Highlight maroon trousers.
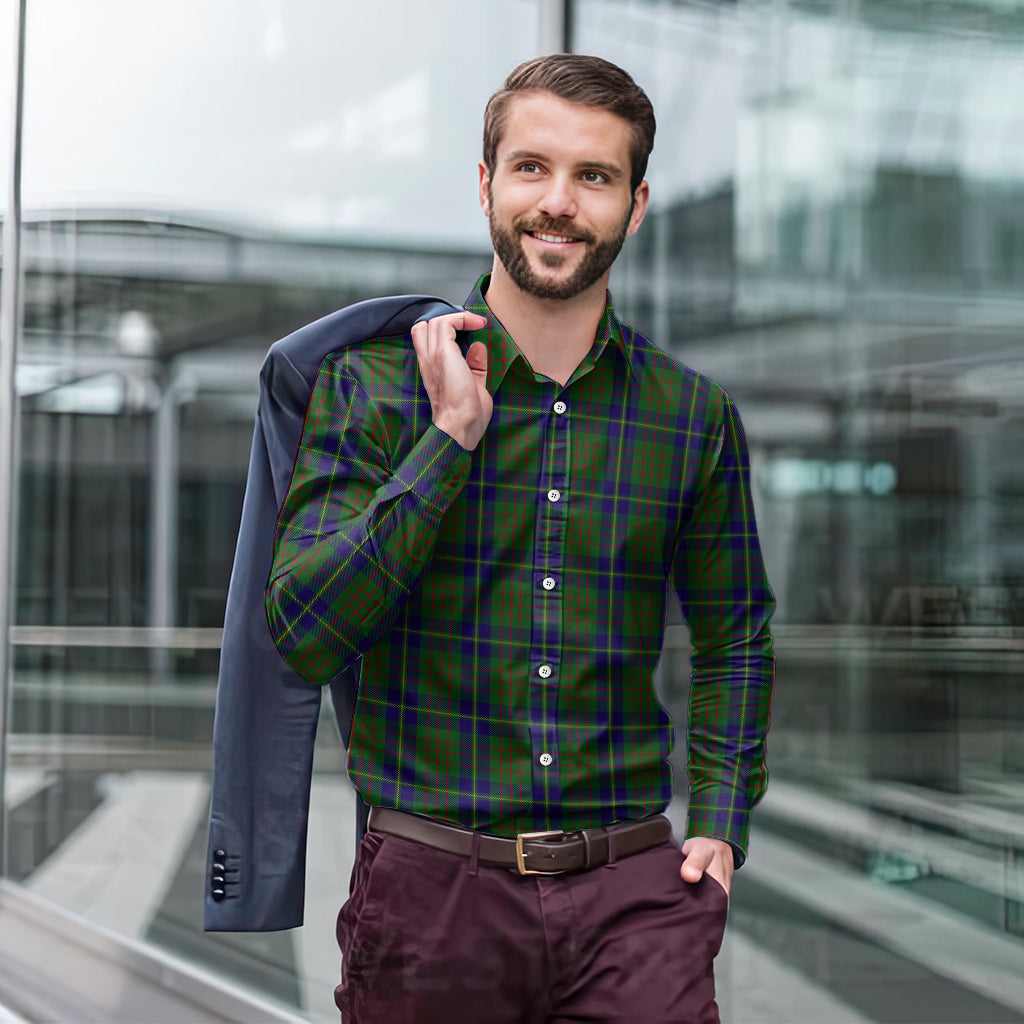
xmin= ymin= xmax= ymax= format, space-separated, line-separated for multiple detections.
xmin=335 ymin=825 xmax=729 ymax=1024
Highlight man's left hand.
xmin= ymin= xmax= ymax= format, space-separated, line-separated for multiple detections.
xmin=679 ymin=836 xmax=734 ymax=896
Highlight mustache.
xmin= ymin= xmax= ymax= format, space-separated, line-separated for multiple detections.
xmin=514 ymin=217 xmax=595 ymax=244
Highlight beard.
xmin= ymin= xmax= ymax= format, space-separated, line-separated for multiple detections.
xmin=487 ymin=185 xmax=632 ymax=301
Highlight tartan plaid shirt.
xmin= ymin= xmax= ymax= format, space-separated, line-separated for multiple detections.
xmin=266 ymin=274 xmax=775 ymax=865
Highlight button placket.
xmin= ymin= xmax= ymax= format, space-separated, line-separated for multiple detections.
xmin=528 ymin=381 xmax=569 ymax=809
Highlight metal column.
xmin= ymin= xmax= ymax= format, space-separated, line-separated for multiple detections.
xmin=149 ymin=365 xmax=179 ymax=674
xmin=537 ymin=0 xmax=572 ymax=53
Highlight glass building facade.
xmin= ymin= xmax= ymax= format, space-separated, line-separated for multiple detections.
xmin=1 ymin=1 xmax=1023 ymax=1020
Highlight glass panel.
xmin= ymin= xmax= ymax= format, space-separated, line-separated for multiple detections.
xmin=0 ymin=0 xmax=19 ymax=895
xmin=11 ymin=1 xmax=538 ymax=1019
xmin=575 ymin=1 xmax=1024 ymax=1020
xmin=0 ymin=1 xmax=12 ymax=217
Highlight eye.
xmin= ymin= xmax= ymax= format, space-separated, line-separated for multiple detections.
xmin=582 ymin=170 xmax=608 ymax=184
xmin=517 ymin=162 xmax=541 ymax=174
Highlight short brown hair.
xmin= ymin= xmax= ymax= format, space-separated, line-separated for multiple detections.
xmin=483 ymin=54 xmax=656 ymax=194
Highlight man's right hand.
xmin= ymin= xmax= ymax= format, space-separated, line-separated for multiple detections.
xmin=411 ymin=310 xmax=491 ymax=452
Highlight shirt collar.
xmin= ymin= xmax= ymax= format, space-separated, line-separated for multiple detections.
xmin=460 ymin=274 xmax=642 ymax=392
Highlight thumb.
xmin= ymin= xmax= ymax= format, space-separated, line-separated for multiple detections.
xmin=466 ymin=340 xmax=488 ymax=378
xmin=680 ymin=845 xmax=710 ymax=883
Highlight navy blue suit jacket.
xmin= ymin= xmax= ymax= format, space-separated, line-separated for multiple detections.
xmin=204 ymin=294 xmax=460 ymax=932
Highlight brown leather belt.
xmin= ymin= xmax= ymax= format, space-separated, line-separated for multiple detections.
xmin=368 ymin=806 xmax=673 ymax=875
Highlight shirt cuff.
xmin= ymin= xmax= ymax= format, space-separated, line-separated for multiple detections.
xmin=686 ymin=783 xmax=751 ymax=869
xmin=391 ymin=421 xmax=472 ymax=514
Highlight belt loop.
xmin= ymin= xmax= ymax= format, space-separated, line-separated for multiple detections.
xmin=606 ymin=827 xmax=618 ymax=869
xmin=468 ymin=830 xmax=480 ymax=877
xmin=581 ymin=829 xmax=593 ymax=869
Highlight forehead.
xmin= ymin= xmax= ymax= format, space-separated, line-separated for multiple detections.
xmin=497 ymin=91 xmax=631 ymax=169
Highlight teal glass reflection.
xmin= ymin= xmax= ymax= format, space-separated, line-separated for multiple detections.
xmin=576 ymin=1 xmax=1024 ymax=1021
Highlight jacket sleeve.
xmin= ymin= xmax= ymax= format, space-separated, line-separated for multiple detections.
xmin=266 ymin=352 xmax=471 ymax=684
xmin=670 ymin=389 xmax=776 ymax=868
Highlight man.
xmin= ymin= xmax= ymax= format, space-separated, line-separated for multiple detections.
xmin=266 ymin=54 xmax=775 ymax=1023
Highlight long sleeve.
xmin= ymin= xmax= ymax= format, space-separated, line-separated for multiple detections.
xmin=670 ymin=388 xmax=776 ymax=867
xmin=266 ymin=353 xmax=471 ymax=684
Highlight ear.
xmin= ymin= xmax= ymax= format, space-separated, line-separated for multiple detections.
xmin=478 ymin=161 xmax=491 ymax=216
xmin=625 ymin=180 xmax=650 ymax=237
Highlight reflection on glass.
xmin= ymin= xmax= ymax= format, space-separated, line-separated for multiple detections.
xmin=0 ymin=0 xmax=12 ymax=216
xmin=8 ymin=1 xmax=537 ymax=1019
xmin=578 ymin=0 xmax=1024 ymax=1021
xmin=6 ymin=0 xmax=1024 ymax=1019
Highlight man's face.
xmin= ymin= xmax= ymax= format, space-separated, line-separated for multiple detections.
xmin=480 ymin=91 xmax=649 ymax=302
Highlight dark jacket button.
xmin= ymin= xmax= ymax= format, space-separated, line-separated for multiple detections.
xmin=212 ymin=888 xmax=226 ymax=901
xmin=214 ymin=849 xmax=226 ymax=859
xmin=212 ymin=862 xmax=225 ymax=873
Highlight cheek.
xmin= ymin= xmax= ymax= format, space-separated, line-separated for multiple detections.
xmin=492 ymin=180 xmax=544 ymax=212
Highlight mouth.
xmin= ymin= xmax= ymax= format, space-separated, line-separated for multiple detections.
xmin=525 ymin=230 xmax=584 ymax=247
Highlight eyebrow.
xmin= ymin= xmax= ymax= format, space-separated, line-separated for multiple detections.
xmin=502 ymin=150 xmax=626 ymax=181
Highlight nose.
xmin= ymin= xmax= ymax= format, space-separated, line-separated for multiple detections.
xmin=536 ymin=174 xmax=578 ymax=220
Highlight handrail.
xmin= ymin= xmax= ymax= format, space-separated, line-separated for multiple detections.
xmin=9 ymin=625 xmax=224 ymax=648
xmin=6 ymin=622 xmax=1024 ymax=651
xmin=0 ymin=880 xmax=309 ymax=1023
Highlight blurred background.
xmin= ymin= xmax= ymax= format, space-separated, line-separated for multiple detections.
xmin=0 ymin=0 xmax=1023 ymax=1021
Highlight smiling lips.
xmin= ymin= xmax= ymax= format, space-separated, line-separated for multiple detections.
xmin=528 ymin=230 xmax=581 ymax=244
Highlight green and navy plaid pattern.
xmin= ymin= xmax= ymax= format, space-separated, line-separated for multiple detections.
xmin=267 ymin=274 xmax=775 ymax=864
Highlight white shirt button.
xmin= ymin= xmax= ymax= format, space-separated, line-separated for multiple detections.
xmin=542 ymin=577 xmax=556 ymax=590
xmin=553 ymin=401 xmax=567 ymax=415
xmin=539 ymin=752 xmax=553 ymax=767
xmin=547 ymin=489 xmax=560 ymax=502
xmin=538 ymin=664 xmax=552 ymax=678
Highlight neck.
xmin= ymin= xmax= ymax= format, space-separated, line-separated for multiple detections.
xmin=484 ymin=258 xmax=609 ymax=385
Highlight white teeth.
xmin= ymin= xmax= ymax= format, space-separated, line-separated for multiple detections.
xmin=533 ymin=232 xmax=575 ymax=244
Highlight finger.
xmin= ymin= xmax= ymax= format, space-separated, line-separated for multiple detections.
xmin=412 ymin=315 xmax=455 ymax=343
xmin=425 ymin=313 xmax=463 ymax=350
xmin=680 ymin=860 xmax=704 ymax=883
xmin=411 ymin=321 xmax=433 ymax=372
xmin=425 ymin=318 xmax=473 ymax=367
xmin=679 ymin=847 xmax=712 ymax=883
xmin=457 ymin=311 xmax=488 ymax=330
xmin=681 ymin=863 xmax=706 ymax=883
xmin=438 ymin=310 xmax=487 ymax=337
xmin=415 ymin=311 xmax=486 ymax=336
xmin=411 ymin=319 xmax=430 ymax=355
